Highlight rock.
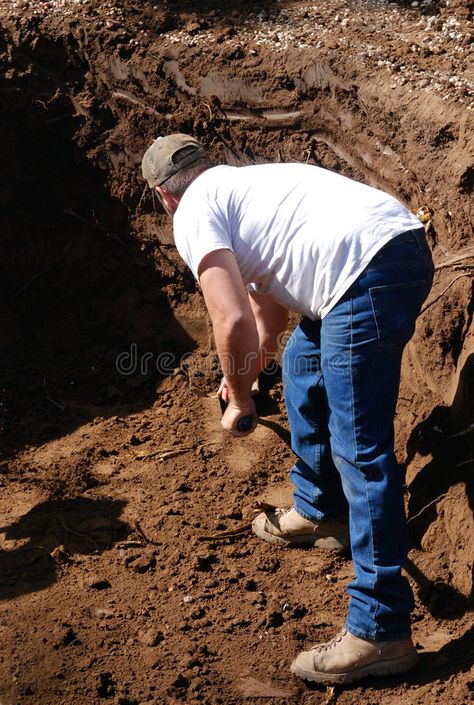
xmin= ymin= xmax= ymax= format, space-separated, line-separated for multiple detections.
xmin=137 ymin=627 xmax=164 ymax=647
xmin=128 ymin=554 xmax=156 ymax=574
xmin=191 ymin=552 xmax=217 ymax=572
xmin=189 ymin=607 xmax=205 ymax=620
xmin=86 ymin=574 xmax=111 ymax=590
xmin=225 ymin=45 xmax=245 ymax=60
xmin=185 ymin=20 xmax=202 ymax=35
xmin=51 ymin=545 xmax=73 ymax=564
xmin=92 ymin=607 xmax=115 ymax=619
xmin=228 ymin=568 xmax=244 ymax=583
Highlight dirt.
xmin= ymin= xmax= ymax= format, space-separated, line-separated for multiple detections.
xmin=0 ymin=0 xmax=473 ymax=704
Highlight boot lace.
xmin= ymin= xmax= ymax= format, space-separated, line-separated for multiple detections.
xmin=311 ymin=628 xmax=347 ymax=653
xmin=274 ymin=507 xmax=291 ymax=518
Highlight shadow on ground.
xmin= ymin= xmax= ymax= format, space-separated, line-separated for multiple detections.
xmin=0 ymin=497 xmax=129 ymax=600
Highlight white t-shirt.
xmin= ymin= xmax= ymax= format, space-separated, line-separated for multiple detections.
xmin=173 ymin=163 xmax=422 ymax=319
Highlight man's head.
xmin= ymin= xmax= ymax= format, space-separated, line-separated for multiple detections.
xmin=141 ymin=133 xmax=213 ymax=215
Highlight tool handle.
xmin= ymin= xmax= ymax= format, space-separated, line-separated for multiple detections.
xmin=237 ymin=415 xmax=254 ymax=433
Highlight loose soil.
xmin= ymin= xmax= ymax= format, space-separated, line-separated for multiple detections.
xmin=0 ymin=1 xmax=473 ymax=704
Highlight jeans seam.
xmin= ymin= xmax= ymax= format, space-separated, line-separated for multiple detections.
xmin=348 ymin=295 xmax=379 ymax=630
xmin=369 ymin=290 xmax=382 ymax=344
xmin=365 ymin=473 xmax=379 ymax=625
xmin=311 ymin=443 xmax=321 ymax=508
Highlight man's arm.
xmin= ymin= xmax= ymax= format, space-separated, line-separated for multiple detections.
xmin=216 ymin=288 xmax=289 ymax=404
xmin=198 ymin=249 xmax=259 ymax=435
xmin=248 ymin=290 xmax=289 ymax=376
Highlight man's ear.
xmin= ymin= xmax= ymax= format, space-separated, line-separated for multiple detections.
xmin=156 ymin=186 xmax=180 ymax=214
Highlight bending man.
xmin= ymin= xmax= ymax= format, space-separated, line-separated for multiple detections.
xmin=141 ymin=134 xmax=434 ymax=684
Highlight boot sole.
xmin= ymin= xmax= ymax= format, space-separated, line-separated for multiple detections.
xmin=290 ymin=652 xmax=419 ymax=684
xmin=251 ymin=517 xmax=348 ymax=550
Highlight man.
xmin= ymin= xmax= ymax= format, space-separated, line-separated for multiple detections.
xmin=141 ymin=134 xmax=434 ymax=684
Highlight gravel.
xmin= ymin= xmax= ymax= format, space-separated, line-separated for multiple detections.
xmin=1 ymin=0 xmax=472 ymax=108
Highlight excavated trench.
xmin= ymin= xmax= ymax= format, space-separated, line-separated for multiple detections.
xmin=0 ymin=41 xmax=373 ymax=459
xmin=2 ymin=21 xmax=473 ymax=530
xmin=0 ymin=33 xmax=201 ymax=457
xmin=0 ymin=28 xmax=401 ymax=457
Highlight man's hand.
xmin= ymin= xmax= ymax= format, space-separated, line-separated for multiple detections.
xmin=218 ymin=376 xmax=260 ymax=403
xmin=221 ymin=396 xmax=257 ymax=437
xmin=198 ymin=249 xmax=283 ymax=439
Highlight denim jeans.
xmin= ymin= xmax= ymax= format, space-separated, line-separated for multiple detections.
xmin=282 ymin=228 xmax=434 ymax=640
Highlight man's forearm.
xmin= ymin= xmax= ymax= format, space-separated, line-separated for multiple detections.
xmin=255 ymin=328 xmax=284 ymax=376
xmin=213 ymin=314 xmax=259 ymax=402
xmin=249 ymin=292 xmax=289 ymax=376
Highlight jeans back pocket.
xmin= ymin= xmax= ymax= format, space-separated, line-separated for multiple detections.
xmin=369 ymin=279 xmax=431 ymax=350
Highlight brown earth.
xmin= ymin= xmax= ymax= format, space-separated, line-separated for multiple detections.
xmin=0 ymin=1 xmax=473 ymax=704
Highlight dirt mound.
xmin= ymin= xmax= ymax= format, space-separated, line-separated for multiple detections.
xmin=0 ymin=1 xmax=473 ymax=704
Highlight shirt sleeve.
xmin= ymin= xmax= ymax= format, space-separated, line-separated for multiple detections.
xmin=173 ymin=190 xmax=233 ymax=280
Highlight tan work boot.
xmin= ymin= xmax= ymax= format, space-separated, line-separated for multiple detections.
xmin=291 ymin=628 xmax=419 ymax=684
xmin=252 ymin=506 xmax=349 ymax=549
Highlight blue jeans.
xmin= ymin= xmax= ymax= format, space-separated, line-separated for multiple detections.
xmin=282 ymin=228 xmax=434 ymax=640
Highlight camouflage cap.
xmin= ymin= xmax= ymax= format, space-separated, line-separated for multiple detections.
xmin=141 ymin=133 xmax=204 ymax=187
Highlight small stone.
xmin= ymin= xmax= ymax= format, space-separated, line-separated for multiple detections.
xmin=191 ymin=552 xmax=217 ymax=572
xmin=228 ymin=568 xmax=244 ymax=583
xmin=86 ymin=575 xmax=111 ymax=590
xmin=325 ymin=573 xmax=337 ymax=583
xmin=92 ymin=607 xmax=115 ymax=619
xmin=137 ymin=628 xmax=164 ymax=647
xmin=185 ymin=20 xmax=201 ymax=35
xmin=51 ymin=545 xmax=73 ymax=565
xmin=128 ymin=554 xmax=156 ymax=574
